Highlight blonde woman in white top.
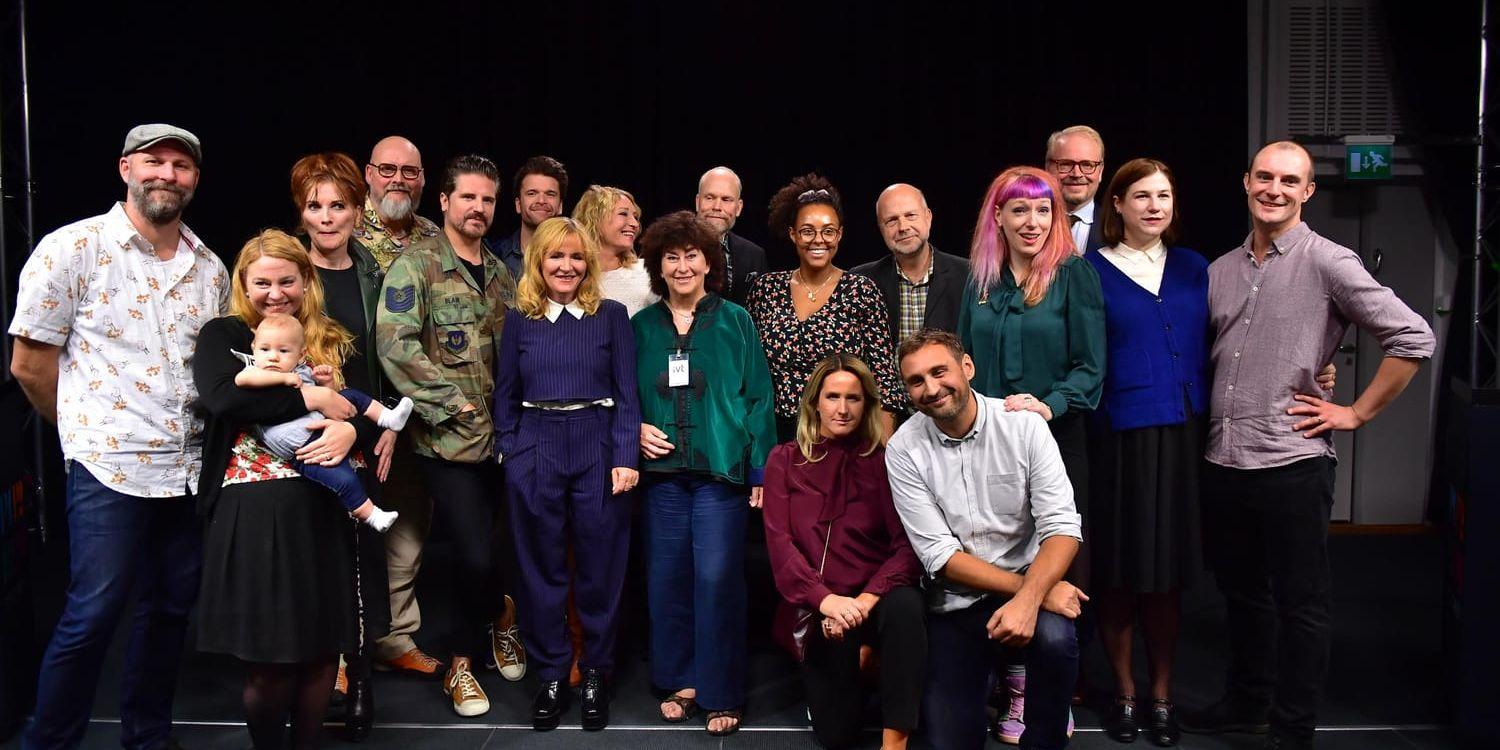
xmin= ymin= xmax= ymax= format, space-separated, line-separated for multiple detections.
xmin=574 ymin=184 xmax=659 ymax=317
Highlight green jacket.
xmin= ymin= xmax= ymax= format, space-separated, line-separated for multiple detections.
xmin=633 ymin=294 xmax=777 ymax=485
xmin=376 ymin=233 xmax=516 ymax=463
xmin=957 ymin=254 xmax=1106 ymax=419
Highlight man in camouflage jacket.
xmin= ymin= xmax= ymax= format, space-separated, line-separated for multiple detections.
xmin=376 ymin=155 xmax=521 ymax=716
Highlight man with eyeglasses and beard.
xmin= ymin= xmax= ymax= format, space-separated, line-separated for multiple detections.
xmin=10 ymin=124 xmax=229 ymax=750
xmin=1044 ymin=126 xmax=1107 ymax=255
xmin=357 ymin=136 xmax=448 ymax=681
xmin=359 ymin=135 xmax=443 ymax=271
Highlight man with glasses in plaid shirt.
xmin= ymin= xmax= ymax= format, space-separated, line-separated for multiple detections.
xmin=1044 ymin=125 xmax=1107 ymax=255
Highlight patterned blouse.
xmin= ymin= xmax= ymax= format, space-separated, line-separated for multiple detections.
xmin=223 ymin=430 xmax=366 ymax=487
xmin=747 ymin=271 xmax=907 ymax=419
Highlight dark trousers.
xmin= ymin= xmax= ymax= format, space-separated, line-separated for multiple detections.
xmin=25 ymin=464 xmax=202 ymax=750
xmin=417 ymin=457 xmax=504 ymax=659
xmin=505 ymin=406 xmax=631 ymax=681
xmin=644 ymin=476 xmax=747 ymax=710
xmin=802 ymin=585 xmax=926 ymax=749
xmin=925 ymin=596 xmax=1078 ymax=750
xmin=1202 ymin=457 xmax=1335 ymax=740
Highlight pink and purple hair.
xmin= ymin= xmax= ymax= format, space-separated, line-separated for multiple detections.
xmin=968 ymin=166 xmax=1076 ymax=306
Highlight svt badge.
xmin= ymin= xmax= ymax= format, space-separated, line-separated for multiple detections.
xmin=445 ymin=329 xmax=468 ymax=352
xmin=385 ymin=285 xmax=416 ymax=313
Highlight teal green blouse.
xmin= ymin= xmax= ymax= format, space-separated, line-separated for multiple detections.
xmin=633 ymin=294 xmax=778 ymax=485
xmin=957 ymin=255 xmax=1107 ymax=419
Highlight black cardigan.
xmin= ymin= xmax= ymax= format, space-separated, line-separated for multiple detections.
xmin=193 ymin=315 xmax=328 ymax=515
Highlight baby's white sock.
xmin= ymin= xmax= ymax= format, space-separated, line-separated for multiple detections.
xmin=377 ymin=397 xmax=415 ymax=432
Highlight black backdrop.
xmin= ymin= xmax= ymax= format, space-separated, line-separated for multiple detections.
xmin=19 ymin=1 xmax=1253 ymax=270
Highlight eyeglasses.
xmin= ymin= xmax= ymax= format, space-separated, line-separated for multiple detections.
xmin=1048 ymin=159 xmax=1101 ymax=176
xmin=369 ymin=163 xmax=423 ymax=180
xmin=796 ymin=226 xmax=841 ymax=242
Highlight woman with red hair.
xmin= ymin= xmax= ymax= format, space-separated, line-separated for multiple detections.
xmin=957 ymin=165 xmax=1106 ymax=744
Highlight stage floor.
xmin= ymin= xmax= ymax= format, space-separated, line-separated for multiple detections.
xmin=4 ymin=532 xmax=1464 ymax=749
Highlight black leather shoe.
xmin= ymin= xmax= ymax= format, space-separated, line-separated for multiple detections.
xmin=345 ymin=673 xmax=374 ymax=741
xmin=1179 ymin=696 xmax=1270 ymax=734
xmin=580 ymin=668 xmax=608 ymax=731
xmin=1104 ymin=695 xmax=1139 ymax=743
xmin=1146 ymin=699 xmax=1180 ymax=747
xmin=531 ymin=680 xmax=570 ymax=731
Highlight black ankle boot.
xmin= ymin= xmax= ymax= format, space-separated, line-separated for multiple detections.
xmin=532 ymin=680 xmax=570 ymax=731
xmin=344 ymin=656 xmax=374 ymax=741
xmin=580 ymin=669 xmax=608 ymax=731
xmin=1147 ymin=699 xmax=1181 ymax=747
xmin=1105 ymin=695 xmax=1139 ymax=743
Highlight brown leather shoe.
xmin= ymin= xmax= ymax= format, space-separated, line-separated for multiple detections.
xmin=377 ymin=647 xmax=443 ymax=676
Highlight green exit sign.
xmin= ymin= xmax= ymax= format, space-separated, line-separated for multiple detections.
xmin=1346 ymin=144 xmax=1392 ymax=180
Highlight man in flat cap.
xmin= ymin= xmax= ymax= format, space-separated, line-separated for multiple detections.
xmin=10 ymin=123 xmax=227 ymax=750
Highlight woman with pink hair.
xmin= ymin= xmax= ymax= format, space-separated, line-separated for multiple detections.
xmin=957 ymin=165 xmax=1106 ymax=744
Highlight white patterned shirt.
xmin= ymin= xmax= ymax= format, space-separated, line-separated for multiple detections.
xmin=9 ymin=203 xmax=230 ymax=497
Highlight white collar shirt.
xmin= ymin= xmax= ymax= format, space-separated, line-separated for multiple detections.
xmin=8 ymin=202 xmax=230 ymax=497
xmin=885 ymin=392 xmax=1081 ymax=612
xmin=1069 ymin=199 xmax=1096 ymax=255
xmin=544 ymin=298 xmax=587 ymax=322
xmin=1098 ymin=239 xmax=1168 ymax=295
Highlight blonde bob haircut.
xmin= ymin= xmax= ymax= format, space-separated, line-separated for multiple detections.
xmin=230 ymin=228 xmax=354 ymax=387
xmin=571 ymin=184 xmax=641 ymax=267
xmin=794 ymin=352 xmax=886 ymax=462
xmin=515 ymin=217 xmax=606 ymax=320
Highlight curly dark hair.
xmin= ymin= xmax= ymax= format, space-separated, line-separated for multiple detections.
xmin=766 ymin=172 xmax=844 ymax=238
xmin=638 ymin=211 xmax=726 ymax=298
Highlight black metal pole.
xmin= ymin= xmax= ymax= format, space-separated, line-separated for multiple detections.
xmin=1476 ymin=0 xmax=1491 ymax=388
xmin=17 ymin=0 xmax=44 ymax=543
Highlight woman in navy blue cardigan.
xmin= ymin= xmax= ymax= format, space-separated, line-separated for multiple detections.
xmin=1085 ymin=159 xmax=1206 ymax=747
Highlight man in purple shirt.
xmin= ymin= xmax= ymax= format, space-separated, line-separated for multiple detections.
xmin=1184 ymin=141 xmax=1435 ymax=750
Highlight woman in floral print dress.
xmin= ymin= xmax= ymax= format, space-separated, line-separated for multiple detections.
xmin=747 ymin=173 xmax=906 ymax=443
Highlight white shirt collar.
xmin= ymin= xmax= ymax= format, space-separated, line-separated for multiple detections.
xmin=1113 ymin=239 xmax=1167 ymax=263
xmin=544 ymin=298 xmax=586 ymax=322
xmin=1071 ymin=199 xmax=1096 ymax=224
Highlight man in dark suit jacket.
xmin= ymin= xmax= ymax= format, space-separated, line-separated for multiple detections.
xmin=695 ymin=166 xmax=769 ymax=307
xmin=851 ymin=183 xmax=969 ymax=348
xmin=1045 ymin=125 xmax=1108 ymax=254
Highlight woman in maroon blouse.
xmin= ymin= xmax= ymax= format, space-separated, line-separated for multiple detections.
xmin=762 ymin=353 xmax=925 ymax=750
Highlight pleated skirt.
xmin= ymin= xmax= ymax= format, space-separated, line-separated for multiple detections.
xmin=197 ymin=478 xmax=359 ymax=663
xmin=1088 ymin=417 xmax=1206 ymax=593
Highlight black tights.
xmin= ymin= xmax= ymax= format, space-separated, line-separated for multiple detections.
xmin=243 ymin=659 xmax=338 ymax=749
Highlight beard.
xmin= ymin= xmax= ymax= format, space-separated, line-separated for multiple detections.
xmin=128 ymin=179 xmax=193 ymax=225
xmin=915 ymin=383 xmax=968 ymax=422
xmin=452 ymin=212 xmax=491 ymax=240
xmin=378 ymin=188 xmax=415 ymax=222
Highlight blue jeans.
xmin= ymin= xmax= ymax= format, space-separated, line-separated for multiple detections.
xmin=924 ymin=596 xmax=1078 ymax=750
xmin=24 ymin=463 xmax=202 ymax=750
xmin=643 ymin=476 xmax=747 ymax=710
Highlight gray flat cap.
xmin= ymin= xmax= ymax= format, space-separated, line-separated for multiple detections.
xmin=122 ymin=123 xmax=202 ymax=164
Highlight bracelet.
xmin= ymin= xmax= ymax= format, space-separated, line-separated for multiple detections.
xmin=1349 ymin=403 xmax=1369 ymax=423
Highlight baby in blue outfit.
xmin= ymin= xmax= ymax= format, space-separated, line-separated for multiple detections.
xmin=234 ymin=313 xmax=411 ymax=531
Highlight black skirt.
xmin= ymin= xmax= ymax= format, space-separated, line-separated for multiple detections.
xmin=1088 ymin=417 xmax=1205 ymax=593
xmin=197 ymin=478 xmax=359 ymax=663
